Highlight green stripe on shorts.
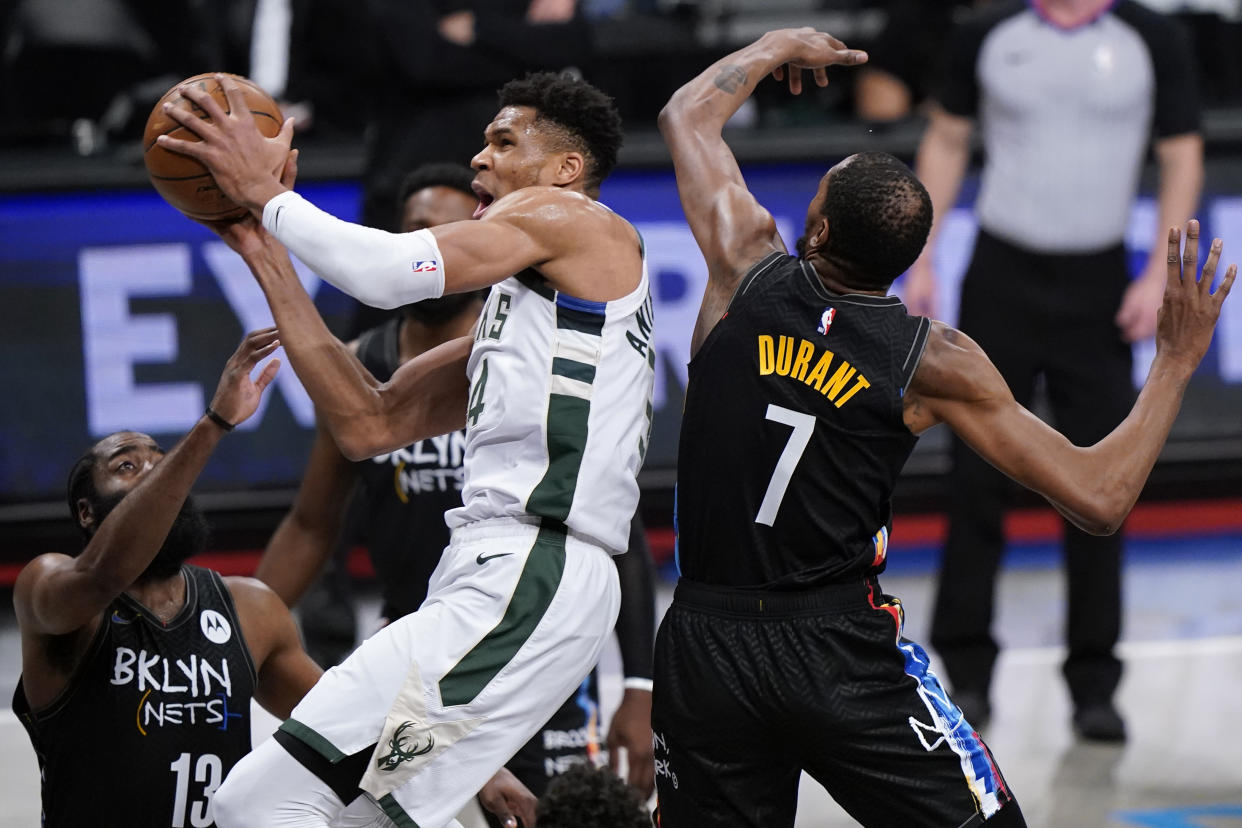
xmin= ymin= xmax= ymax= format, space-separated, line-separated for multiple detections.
xmin=277 ymin=718 xmax=346 ymax=763
xmin=438 ymin=522 xmax=568 ymax=707
xmin=378 ymin=794 xmax=420 ymax=827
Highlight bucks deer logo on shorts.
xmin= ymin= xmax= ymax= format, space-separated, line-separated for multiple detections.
xmin=376 ymin=721 xmax=435 ymax=772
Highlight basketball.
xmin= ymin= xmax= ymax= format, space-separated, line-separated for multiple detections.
xmin=142 ymin=72 xmax=283 ymax=221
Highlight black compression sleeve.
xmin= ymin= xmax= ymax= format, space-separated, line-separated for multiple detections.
xmin=613 ymin=515 xmax=655 ymax=682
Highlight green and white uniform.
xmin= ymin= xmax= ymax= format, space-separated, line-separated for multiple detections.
xmin=451 ymin=264 xmax=656 ymax=553
xmin=276 ymin=257 xmax=655 ymax=828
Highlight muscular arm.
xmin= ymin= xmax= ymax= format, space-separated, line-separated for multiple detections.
xmin=14 ymin=330 xmax=280 ymax=636
xmin=227 ymin=577 xmax=323 ymax=718
xmin=235 ymin=229 xmax=471 ymax=459
xmin=254 ymin=419 xmax=357 ymax=606
xmin=658 ymin=29 xmax=866 ymax=356
xmin=14 ymin=420 xmax=225 ymax=636
xmin=905 ymin=223 xmax=1233 ymax=534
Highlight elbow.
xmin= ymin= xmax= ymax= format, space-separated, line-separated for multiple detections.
xmin=658 ymin=95 xmax=691 ymax=135
xmin=1075 ymin=494 xmax=1132 ymax=536
xmin=334 ymin=428 xmax=384 ymax=462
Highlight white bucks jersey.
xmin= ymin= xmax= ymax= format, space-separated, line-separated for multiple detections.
xmin=445 ymin=256 xmax=655 ymax=553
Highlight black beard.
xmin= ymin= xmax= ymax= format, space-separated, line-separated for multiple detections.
xmin=403 ymin=293 xmax=478 ymax=326
xmin=795 ymin=233 xmax=809 ymax=257
xmin=89 ymin=491 xmax=210 ymax=581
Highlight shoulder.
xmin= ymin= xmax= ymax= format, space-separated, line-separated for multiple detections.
xmin=223 ymin=575 xmax=287 ymax=618
xmin=486 ymin=187 xmax=622 ymax=233
xmin=14 ymin=554 xmax=77 ymax=623
xmin=903 ymin=320 xmax=1007 ymax=432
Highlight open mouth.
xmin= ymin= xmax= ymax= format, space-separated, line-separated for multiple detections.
xmin=471 ymin=181 xmax=495 ymax=219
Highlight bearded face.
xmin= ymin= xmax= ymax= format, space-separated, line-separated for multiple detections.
xmin=87 ymin=491 xmax=210 ymax=581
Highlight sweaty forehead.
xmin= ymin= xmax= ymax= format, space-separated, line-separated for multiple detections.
xmin=486 ymin=106 xmax=539 ymax=137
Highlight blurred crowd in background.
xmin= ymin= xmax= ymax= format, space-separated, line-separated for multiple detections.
xmin=2 ymin=0 xmax=1240 ymax=162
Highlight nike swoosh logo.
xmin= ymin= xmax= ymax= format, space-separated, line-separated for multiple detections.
xmin=476 ymin=552 xmax=514 ymax=565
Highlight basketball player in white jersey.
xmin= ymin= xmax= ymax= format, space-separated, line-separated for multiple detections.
xmin=159 ymin=72 xmax=655 ymax=828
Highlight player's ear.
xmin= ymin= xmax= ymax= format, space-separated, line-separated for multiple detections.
xmin=552 ymin=151 xmax=585 ymax=186
xmin=76 ymin=498 xmax=95 ymax=532
xmin=807 ymin=217 xmax=829 ymax=254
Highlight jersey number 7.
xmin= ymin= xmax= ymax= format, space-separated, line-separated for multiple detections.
xmin=756 ymin=404 xmax=815 ymax=526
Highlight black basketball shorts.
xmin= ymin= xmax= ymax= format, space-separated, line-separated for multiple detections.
xmin=651 ymin=577 xmax=1025 ymax=827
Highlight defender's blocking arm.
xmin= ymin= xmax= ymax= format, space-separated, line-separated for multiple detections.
xmin=658 ymin=29 xmax=867 ymax=355
xmin=904 ymin=222 xmax=1233 ymax=535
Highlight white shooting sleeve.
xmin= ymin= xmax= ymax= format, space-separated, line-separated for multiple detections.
xmin=261 ymin=190 xmax=446 ymax=309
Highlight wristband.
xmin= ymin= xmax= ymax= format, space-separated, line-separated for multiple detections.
xmin=623 ymin=677 xmax=654 ymax=693
xmin=204 ymin=407 xmax=235 ymax=432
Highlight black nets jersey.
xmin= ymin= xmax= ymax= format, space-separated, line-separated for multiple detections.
xmin=676 ymin=253 xmax=930 ymax=589
xmin=13 ymin=565 xmax=257 ymax=827
xmin=353 ymin=318 xmax=464 ymax=618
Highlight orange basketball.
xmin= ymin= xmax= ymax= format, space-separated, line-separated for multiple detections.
xmin=142 ymin=73 xmax=283 ymax=221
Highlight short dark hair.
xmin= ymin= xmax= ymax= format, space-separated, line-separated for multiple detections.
xmin=497 ymin=71 xmax=623 ymax=190
xmin=397 ymin=162 xmax=476 ymax=212
xmin=820 ymin=152 xmax=932 ymax=290
xmin=536 ymin=763 xmax=650 ymax=828
xmin=66 ymin=448 xmax=98 ymax=540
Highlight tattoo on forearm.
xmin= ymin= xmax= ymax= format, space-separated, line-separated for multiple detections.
xmin=713 ymin=65 xmax=748 ymax=94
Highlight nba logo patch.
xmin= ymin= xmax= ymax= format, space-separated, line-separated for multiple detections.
xmin=817 ymin=306 xmax=836 ymax=335
xmin=412 ymin=260 xmax=439 ymax=273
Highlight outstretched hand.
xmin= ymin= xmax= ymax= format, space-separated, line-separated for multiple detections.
xmin=208 ymin=328 xmax=282 ymax=427
xmin=1156 ymin=219 xmax=1235 ymax=371
xmin=767 ymin=28 xmax=868 ymax=95
xmin=156 ymin=74 xmax=295 ymax=215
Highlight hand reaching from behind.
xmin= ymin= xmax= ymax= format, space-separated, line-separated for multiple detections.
xmin=478 ymin=767 xmax=538 ymax=828
xmin=1155 ymin=220 xmax=1234 ymax=372
xmin=607 ymin=689 xmax=655 ymax=799
xmin=208 ymin=328 xmax=282 ymax=428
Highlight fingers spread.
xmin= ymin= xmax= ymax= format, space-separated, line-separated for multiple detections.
xmin=1167 ymin=226 xmax=1182 ymax=285
xmin=217 ymin=74 xmax=254 ymax=124
xmin=254 ymin=358 xmax=281 ymax=392
xmin=179 ymin=82 xmax=229 ymax=126
xmin=1199 ymin=238 xmax=1222 ymax=294
xmin=1183 ymin=218 xmax=1200 ymax=279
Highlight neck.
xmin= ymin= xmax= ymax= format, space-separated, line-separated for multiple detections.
xmin=126 ymin=569 xmax=187 ymax=624
xmin=804 ymin=255 xmax=887 ymax=297
xmin=1034 ymin=0 xmax=1113 ymax=27
xmin=398 ymin=306 xmax=483 ymax=365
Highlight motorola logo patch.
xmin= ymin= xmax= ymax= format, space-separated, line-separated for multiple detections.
xmin=200 ymin=609 xmax=232 ymax=644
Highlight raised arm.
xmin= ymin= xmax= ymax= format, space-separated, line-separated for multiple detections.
xmin=904 ymin=221 xmax=1233 ymax=534
xmin=658 ymin=29 xmax=867 ymax=354
xmin=14 ymin=331 xmax=280 ymax=636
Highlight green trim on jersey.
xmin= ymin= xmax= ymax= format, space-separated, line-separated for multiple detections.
xmin=438 ymin=522 xmax=568 ymax=706
xmin=556 ymin=306 xmax=606 ymax=336
xmin=527 ymin=394 xmax=592 ymax=519
xmin=552 ymin=356 xmax=597 ymax=384
xmin=278 ymin=718 xmax=347 ymax=762
xmin=379 ymin=794 xmax=420 ymax=827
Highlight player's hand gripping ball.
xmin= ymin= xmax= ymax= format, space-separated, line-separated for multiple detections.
xmin=143 ymin=73 xmax=283 ymax=221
